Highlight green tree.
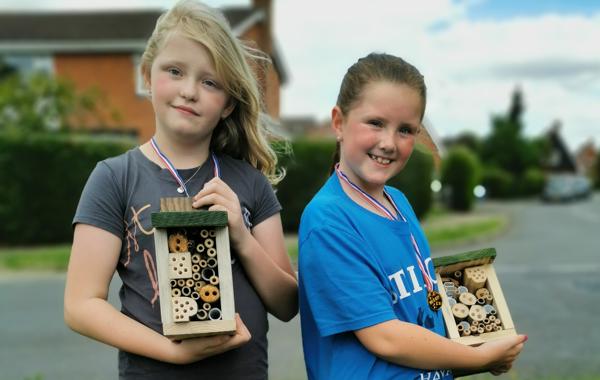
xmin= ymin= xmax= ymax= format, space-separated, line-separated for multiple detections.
xmin=0 ymin=72 xmax=104 ymax=135
xmin=595 ymin=153 xmax=600 ymax=189
xmin=479 ymin=87 xmax=548 ymax=198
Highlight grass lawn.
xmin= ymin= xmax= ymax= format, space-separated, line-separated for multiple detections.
xmin=0 ymin=207 xmax=507 ymax=271
xmin=0 ymin=244 xmax=71 ymax=271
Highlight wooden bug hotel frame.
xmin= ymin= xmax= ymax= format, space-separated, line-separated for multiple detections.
xmin=432 ymin=247 xmax=516 ymax=345
xmin=152 ymin=197 xmax=236 ymax=339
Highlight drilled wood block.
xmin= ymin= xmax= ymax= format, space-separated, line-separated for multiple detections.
xmin=168 ymin=252 xmax=192 ymax=279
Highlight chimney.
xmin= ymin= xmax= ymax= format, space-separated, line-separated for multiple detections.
xmin=252 ymin=0 xmax=272 ymax=55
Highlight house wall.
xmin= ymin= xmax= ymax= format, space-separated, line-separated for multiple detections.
xmin=54 ymin=53 xmax=155 ymax=141
xmin=53 ymin=25 xmax=282 ymax=142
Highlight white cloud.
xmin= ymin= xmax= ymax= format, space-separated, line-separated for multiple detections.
xmin=275 ymin=1 xmax=600 ymax=150
xmin=1 ymin=0 xmax=598 ymax=150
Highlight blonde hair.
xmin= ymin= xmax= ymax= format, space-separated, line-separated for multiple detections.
xmin=141 ymin=0 xmax=283 ymax=184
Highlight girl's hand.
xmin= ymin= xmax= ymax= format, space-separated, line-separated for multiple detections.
xmin=192 ymin=178 xmax=250 ymax=251
xmin=168 ymin=314 xmax=251 ymax=364
xmin=477 ymin=334 xmax=527 ymax=375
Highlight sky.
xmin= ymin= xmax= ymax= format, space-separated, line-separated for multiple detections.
xmin=2 ymin=0 xmax=599 ymax=151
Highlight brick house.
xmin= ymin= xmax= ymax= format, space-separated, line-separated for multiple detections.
xmin=575 ymin=139 xmax=597 ymax=177
xmin=0 ymin=0 xmax=287 ymax=141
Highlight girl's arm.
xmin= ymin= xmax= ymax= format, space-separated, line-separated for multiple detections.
xmin=355 ymin=320 xmax=526 ymax=373
xmin=64 ymin=223 xmax=251 ymax=364
xmin=193 ymin=178 xmax=298 ymax=322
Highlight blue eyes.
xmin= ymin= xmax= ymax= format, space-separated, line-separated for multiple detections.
xmin=165 ymin=67 xmax=221 ymax=89
xmin=399 ymin=126 xmax=416 ymax=136
xmin=367 ymin=120 xmax=417 ymax=137
xmin=167 ymin=67 xmax=182 ymax=76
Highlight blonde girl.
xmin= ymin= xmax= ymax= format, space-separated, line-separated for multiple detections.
xmin=64 ymin=1 xmax=297 ymax=378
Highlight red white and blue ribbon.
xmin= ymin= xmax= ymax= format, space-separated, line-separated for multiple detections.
xmin=335 ymin=163 xmax=435 ymax=292
xmin=150 ymin=137 xmax=220 ymax=197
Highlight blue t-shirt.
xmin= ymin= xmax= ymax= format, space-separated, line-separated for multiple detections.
xmin=298 ymin=174 xmax=453 ymax=380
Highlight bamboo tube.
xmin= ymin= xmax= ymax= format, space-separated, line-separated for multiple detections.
xmin=201 ymin=268 xmax=215 ymax=281
xmin=209 ymin=307 xmax=222 ymax=320
xmin=207 ymin=258 xmax=218 ymax=268
xmin=195 ymin=244 xmax=205 ymax=253
xmin=207 ymin=248 xmax=217 ymax=258
xmin=209 ymin=229 xmax=216 ymax=237
xmin=177 ymin=279 xmax=186 ymax=287
xmin=205 ymin=238 xmax=214 ymax=248
xmin=196 ymin=309 xmax=208 ymax=320
xmin=186 ymin=279 xmax=194 ymax=287
xmin=483 ymin=304 xmax=496 ymax=315
xmin=457 ymin=286 xmax=469 ymax=294
xmin=458 ymin=321 xmax=471 ymax=332
xmin=192 ymin=272 xmax=201 ymax=281
xmin=200 ymin=229 xmax=209 ymax=238
xmin=171 ymin=288 xmax=181 ymax=297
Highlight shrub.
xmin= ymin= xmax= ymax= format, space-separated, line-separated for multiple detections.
xmin=519 ymin=168 xmax=546 ymax=197
xmin=441 ymin=147 xmax=480 ymax=211
xmin=480 ymin=166 xmax=513 ymax=199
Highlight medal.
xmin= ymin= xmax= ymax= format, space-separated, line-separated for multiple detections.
xmin=427 ymin=290 xmax=442 ymax=311
xmin=150 ymin=137 xmax=220 ymax=197
xmin=335 ymin=164 xmax=442 ymax=312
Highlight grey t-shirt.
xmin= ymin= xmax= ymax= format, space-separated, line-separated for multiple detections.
xmin=73 ymin=147 xmax=282 ymax=379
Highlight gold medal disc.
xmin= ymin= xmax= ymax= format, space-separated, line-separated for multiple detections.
xmin=427 ymin=290 xmax=442 ymax=311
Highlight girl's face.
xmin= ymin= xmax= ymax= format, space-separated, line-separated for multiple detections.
xmin=332 ymin=81 xmax=423 ymax=197
xmin=146 ymin=32 xmax=234 ymax=144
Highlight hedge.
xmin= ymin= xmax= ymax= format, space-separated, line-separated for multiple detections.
xmin=276 ymin=138 xmax=434 ymax=232
xmin=0 ymin=133 xmax=134 ymax=245
xmin=0 ymin=134 xmax=434 ymax=245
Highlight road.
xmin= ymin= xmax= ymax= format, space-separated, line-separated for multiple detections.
xmin=1 ymin=193 xmax=599 ymax=379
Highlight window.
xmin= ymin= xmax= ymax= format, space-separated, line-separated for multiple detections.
xmin=133 ymin=54 xmax=148 ymax=97
xmin=2 ymin=55 xmax=53 ymax=76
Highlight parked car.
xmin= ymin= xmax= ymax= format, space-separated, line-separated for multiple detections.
xmin=542 ymin=174 xmax=592 ymax=202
